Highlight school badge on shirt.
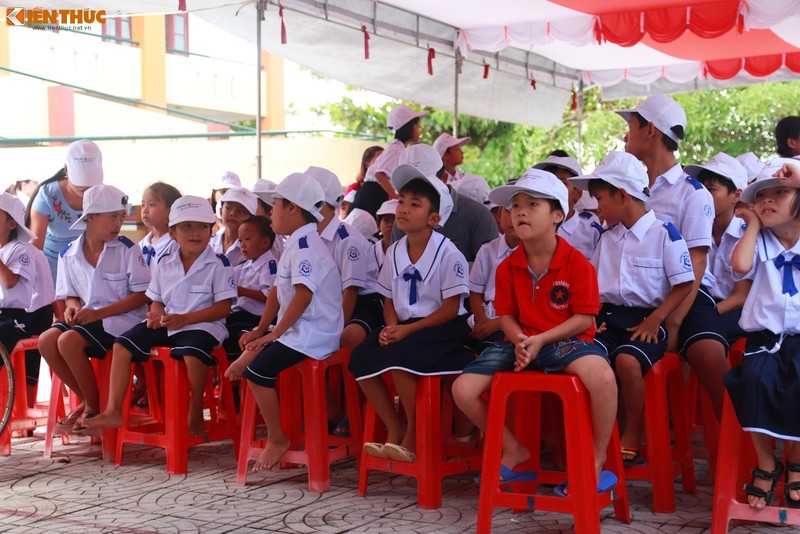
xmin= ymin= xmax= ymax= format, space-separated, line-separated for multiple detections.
xmin=299 ymin=259 xmax=312 ymax=276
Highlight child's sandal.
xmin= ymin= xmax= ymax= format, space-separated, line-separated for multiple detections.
xmin=744 ymin=460 xmax=783 ymax=508
xmin=785 ymin=461 xmax=800 ymax=509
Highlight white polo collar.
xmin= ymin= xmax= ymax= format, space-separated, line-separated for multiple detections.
xmin=392 ymin=231 xmax=447 ymax=282
xmin=559 ymin=212 xmax=580 ymax=236
xmin=494 ymin=235 xmax=517 ymax=259
xmin=247 ymin=248 xmax=273 ymax=270
xmin=609 ymin=209 xmax=657 ymax=243
xmin=63 ymin=234 xmax=124 ymax=258
xmin=284 ymin=223 xmax=318 ymax=251
xmin=319 ymin=216 xmax=340 ymax=242
xmin=757 ymin=229 xmax=800 ymax=262
xmin=655 ymin=163 xmax=684 ymax=186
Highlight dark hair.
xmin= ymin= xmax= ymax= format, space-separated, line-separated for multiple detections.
xmin=399 ymin=178 xmax=440 ymax=214
xmin=791 ymin=188 xmax=800 ymax=220
xmin=278 ymin=198 xmax=318 ymax=224
xmin=145 ymin=182 xmax=182 ymax=208
xmin=775 ymin=116 xmax=800 ymax=158
xmin=696 ymin=169 xmax=736 ymax=194
xmin=257 ymin=198 xmax=271 ymax=214
xmin=541 ymin=164 xmax=577 ymax=178
xmin=394 ymin=118 xmax=421 ymax=144
xmin=548 ymin=149 xmax=570 ymax=158
xmin=25 ymin=167 xmax=65 ymax=226
xmin=588 ymin=179 xmax=621 ymax=199
xmin=377 ymin=213 xmax=395 ymax=224
xmin=240 ymin=215 xmax=276 ymax=243
xmin=632 ymin=112 xmax=681 ymax=152
xmin=1 ymin=210 xmax=19 ymax=241
xmin=357 ymin=146 xmax=384 ymax=181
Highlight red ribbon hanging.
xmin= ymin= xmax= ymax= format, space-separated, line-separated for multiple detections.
xmin=362 ymin=25 xmax=370 ymax=59
xmin=279 ymin=4 xmax=287 ymax=44
xmin=483 ymin=62 xmax=490 ymax=79
xmin=427 ymin=47 xmax=435 ymax=76
xmin=571 ymin=89 xmax=577 ymax=110
xmin=530 ymin=79 xmax=537 ymax=91
xmin=593 ymin=17 xmax=604 ymax=45
xmin=178 ymin=0 xmax=186 ymax=11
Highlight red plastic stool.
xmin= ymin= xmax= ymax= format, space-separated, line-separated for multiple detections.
xmin=114 ymin=346 xmax=239 ymax=474
xmin=712 ymin=392 xmax=800 ymax=533
xmin=358 ymin=374 xmax=483 ymax=509
xmin=476 ymin=371 xmax=630 ymax=534
xmin=0 ymin=338 xmax=48 ymax=455
xmin=624 ymin=352 xmax=696 ymax=513
xmin=237 ymin=349 xmax=362 ymax=492
xmin=42 ymin=354 xmax=116 ymax=460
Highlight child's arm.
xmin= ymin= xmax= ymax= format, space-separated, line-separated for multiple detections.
xmin=245 ymin=285 xmax=313 ymax=350
xmin=160 ymin=299 xmax=232 ymax=330
xmin=731 ymin=204 xmax=761 ymax=275
xmin=664 ymin=246 xmax=707 ymax=349
xmin=146 ymin=301 xmax=165 ymax=329
xmin=0 ymin=258 xmax=20 ymax=288
xmin=383 ymin=296 xmax=398 ymax=327
xmin=237 ymin=285 xmax=268 ymax=303
xmin=73 ymin=292 xmax=149 ymax=325
xmin=342 ymin=287 xmax=358 ymax=323
xmin=240 ymin=286 xmax=279 ymax=349
xmin=512 ymin=313 xmax=595 ymax=371
xmin=468 ymin=291 xmax=501 ymax=340
xmin=380 ymin=295 xmax=460 ymax=345
xmin=715 ymin=279 xmax=753 ymax=315
xmin=629 ymin=281 xmax=692 ymax=343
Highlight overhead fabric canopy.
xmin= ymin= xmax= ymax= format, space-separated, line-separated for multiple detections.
xmin=13 ymin=0 xmax=800 ymax=127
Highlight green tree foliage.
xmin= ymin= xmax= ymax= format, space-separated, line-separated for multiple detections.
xmin=313 ymin=82 xmax=800 ymax=186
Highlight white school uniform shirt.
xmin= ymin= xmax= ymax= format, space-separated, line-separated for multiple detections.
xmin=469 ymin=235 xmax=516 ymax=316
xmin=444 ymin=168 xmax=465 ymax=186
xmin=557 ymin=211 xmax=604 ymax=259
xmin=27 ymin=246 xmax=55 ymax=313
xmin=735 ymin=229 xmax=800 ymax=335
xmin=56 ymin=235 xmax=151 ymax=336
xmin=138 ymin=232 xmax=172 ymax=270
xmin=233 ymin=248 xmax=278 ymax=315
xmin=373 ymin=240 xmax=388 ymax=271
xmin=646 ymin=164 xmax=714 ymax=250
xmin=706 ymin=216 xmax=751 ymax=300
xmin=275 ymin=223 xmax=343 ymax=359
xmin=147 ymin=244 xmax=236 ymax=344
xmin=591 ymin=210 xmax=695 ymax=308
xmin=364 ymin=139 xmax=404 ymax=184
xmin=210 ymin=230 xmax=244 ymax=267
xmin=377 ymin=231 xmax=469 ymax=322
xmin=0 ymin=240 xmax=37 ymax=310
xmin=319 ymin=218 xmax=378 ymax=295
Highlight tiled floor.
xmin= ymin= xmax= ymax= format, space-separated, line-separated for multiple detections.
xmin=0 ymin=433 xmax=790 ymax=533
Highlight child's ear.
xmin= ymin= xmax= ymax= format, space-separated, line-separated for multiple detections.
xmin=428 ymin=212 xmax=441 ymax=228
xmin=168 ymin=226 xmax=177 ymax=240
xmin=553 ymin=209 xmax=565 ymax=225
xmin=733 ymin=189 xmax=742 ymax=203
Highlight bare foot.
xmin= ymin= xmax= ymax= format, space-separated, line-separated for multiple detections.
xmin=57 ymin=402 xmax=85 ymax=428
xmin=789 ymin=463 xmax=800 ymax=504
xmin=253 ymin=437 xmax=291 ymax=471
xmin=500 ymin=443 xmax=531 ymax=471
xmin=187 ymin=410 xmax=207 ymax=438
xmin=82 ymin=410 xmax=124 ymax=430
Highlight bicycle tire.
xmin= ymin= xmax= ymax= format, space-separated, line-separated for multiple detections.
xmin=0 ymin=342 xmax=15 ymax=435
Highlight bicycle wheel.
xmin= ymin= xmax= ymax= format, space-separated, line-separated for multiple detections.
xmin=0 ymin=342 xmax=15 ymax=435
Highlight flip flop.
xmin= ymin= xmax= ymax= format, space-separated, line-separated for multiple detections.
xmin=474 ymin=465 xmax=538 ymax=485
xmin=621 ymin=446 xmax=639 ymax=467
xmin=554 ymin=470 xmax=619 ymax=497
xmin=57 ymin=408 xmax=84 ymax=430
xmin=363 ymin=442 xmax=387 ymax=458
xmin=382 ymin=443 xmax=416 ymax=463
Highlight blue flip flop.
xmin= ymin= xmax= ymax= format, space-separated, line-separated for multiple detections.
xmin=553 ymin=470 xmax=618 ymax=497
xmin=474 ymin=465 xmax=538 ymax=485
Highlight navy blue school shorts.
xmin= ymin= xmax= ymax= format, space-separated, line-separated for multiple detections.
xmin=594 ymin=304 xmax=667 ymax=375
xmin=347 ymin=293 xmax=384 ymax=335
xmin=243 ymin=341 xmax=308 ymax=389
xmin=114 ymin=322 xmax=220 ymax=366
xmin=678 ymin=287 xmax=746 ymax=356
xmin=53 ymin=319 xmax=115 ymax=359
xmin=462 ymin=337 xmax=607 ymax=376
xmin=223 ymin=310 xmax=262 ymax=360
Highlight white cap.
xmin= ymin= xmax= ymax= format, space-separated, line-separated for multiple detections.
xmin=387 ymin=104 xmax=427 ymax=131
xmin=569 ymin=151 xmax=650 ymax=202
xmin=267 ymin=173 xmax=326 ymax=222
xmin=342 ymin=190 xmax=357 ymax=204
xmin=70 ymin=184 xmax=129 ymax=230
xmin=453 ymin=174 xmax=491 ymax=206
xmin=213 ymin=171 xmax=241 ymax=191
xmin=574 ymin=190 xmax=598 ymax=211
xmin=433 ymin=133 xmax=472 ymax=157
xmin=65 ymin=140 xmax=103 ymax=187
xmin=169 ymin=195 xmax=217 ymax=226
xmin=740 ymin=157 xmax=800 ymax=204
xmin=684 ymin=152 xmax=747 ymax=191
xmin=532 ymin=156 xmax=582 ymax=177
xmin=0 ymin=192 xmax=36 ymax=241
xmin=376 ymin=199 xmax=399 ymax=217
xmin=398 ymin=144 xmax=443 ymax=176
xmin=252 ymin=179 xmax=278 ymax=205
xmin=391 ymin=164 xmax=453 ymax=226
xmin=616 ymin=94 xmax=686 ymax=143
xmin=343 ymin=208 xmax=378 ymax=242
xmin=489 ymin=169 xmax=569 ymax=215
xmin=305 ymin=166 xmax=344 ymax=208
xmin=219 ymin=187 xmax=258 ymax=216
xmin=736 ymin=152 xmax=765 ymax=184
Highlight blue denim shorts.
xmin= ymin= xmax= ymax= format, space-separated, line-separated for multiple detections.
xmin=462 ymin=337 xmax=606 ymax=375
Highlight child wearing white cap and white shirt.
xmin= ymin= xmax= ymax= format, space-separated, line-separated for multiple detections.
xmin=350 ymin=164 xmax=473 ymax=463
xmin=210 ymin=187 xmax=259 ymax=267
xmin=433 ymin=133 xmax=471 ymax=185
xmin=251 ymin=180 xmax=284 ymax=261
xmin=138 ymin=182 xmax=182 ymax=269
xmin=210 ymin=171 xmax=241 ymax=225
xmin=570 ymin=151 xmax=695 ymax=466
xmin=85 ymin=195 xmax=237 ymax=438
xmin=351 ymin=104 xmax=427 ymax=216
xmin=37 ymin=184 xmax=150 ymax=434
xmin=374 ymin=199 xmax=398 ymax=270
xmin=223 ymin=173 xmax=344 ymax=471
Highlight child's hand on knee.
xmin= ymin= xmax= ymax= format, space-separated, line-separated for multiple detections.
xmin=73 ymin=307 xmax=101 ymax=325
xmin=239 ymin=330 xmax=260 ymax=350
xmin=146 ymin=311 xmax=163 ymax=329
xmin=628 ymin=315 xmax=661 ymax=344
xmin=245 ymin=334 xmax=273 ymax=352
xmin=64 ymin=307 xmax=79 ymax=325
xmin=514 ymin=333 xmax=542 ymax=371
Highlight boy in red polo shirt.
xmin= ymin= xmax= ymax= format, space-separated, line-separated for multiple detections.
xmin=452 ymin=169 xmax=618 ymax=493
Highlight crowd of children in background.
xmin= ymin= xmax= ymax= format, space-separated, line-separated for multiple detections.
xmin=3 ymin=98 xmax=800 ymax=512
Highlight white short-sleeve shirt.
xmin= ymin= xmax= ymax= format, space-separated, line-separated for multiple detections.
xmin=646 ymin=164 xmax=714 ymax=250
xmin=147 ymin=244 xmax=237 ymax=343
xmin=275 ymin=223 xmax=343 ymax=359
xmin=706 ymin=216 xmax=751 ymax=300
xmin=557 ymin=211 xmax=603 ymax=260
xmin=364 ymin=140 xmax=404 ymax=184
xmin=233 ymin=248 xmax=278 ymax=315
xmin=469 ymin=235 xmax=517 ymax=309
xmin=373 ymin=240 xmax=387 ymax=272
xmin=0 ymin=240 xmax=37 ymax=310
xmin=736 ymin=229 xmax=800 ymax=335
xmin=210 ymin=230 xmax=244 ymax=267
xmin=27 ymin=246 xmax=56 ymax=313
xmin=377 ymin=231 xmax=469 ymax=322
xmin=138 ymin=232 xmax=172 ymax=270
xmin=319 ymin=218 xmax=378 ymax=295
xmin=591 ymin=210 xmax=695 ymax=308
xmin=57 ymin=235 xmax=151 ymax=336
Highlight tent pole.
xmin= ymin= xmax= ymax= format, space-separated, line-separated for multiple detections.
xmin=453 ymin=48 xmax=462 ymax=136
xmin=256 ymin=0 xmax=266 ymax=179
xmin=577 ymin=79 xmax=584 ymax=163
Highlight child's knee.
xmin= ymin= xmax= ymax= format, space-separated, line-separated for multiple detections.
xmin=452 ymin=373 xmax=485 ymax=405
xmin=614 ymin=354 xmax=642 ymax=381
xmin=56 ymin=330 xmax=84 ymax=353
xmin=37 ymin=327 xmax=60 ymax=352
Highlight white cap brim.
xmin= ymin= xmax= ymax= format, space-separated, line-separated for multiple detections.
xmin=391 ymin=164 xmax=453 ymax=226
xmin=488 ymin=184 xmax=566 ymax=215
xmin=740 ymin=178 xmax=786 ymax=204
xmin=264 ymin=192 xmax=324 ymax=222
